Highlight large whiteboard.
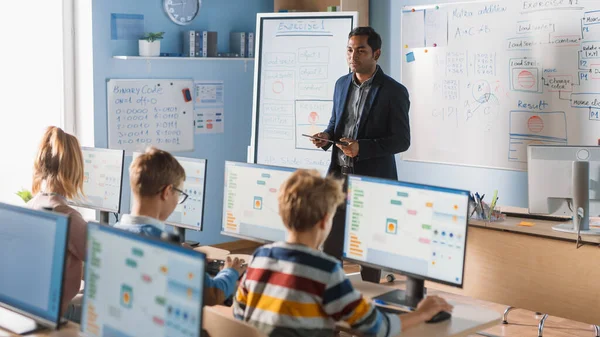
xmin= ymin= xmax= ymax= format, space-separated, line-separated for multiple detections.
xmin=402 ymin=0 xmax=600 ymax=171
xmin=107 ymin=79 xmax=194 ymax=152
xmin=250 ymin=12 xmax=357 ymax=171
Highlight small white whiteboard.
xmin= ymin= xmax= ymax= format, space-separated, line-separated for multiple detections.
xmin=107 ymin=79 xmax=194 ymax=152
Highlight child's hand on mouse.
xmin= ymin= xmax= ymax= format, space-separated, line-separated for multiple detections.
xmin=415 ymin=296 xmax=453 ymax=321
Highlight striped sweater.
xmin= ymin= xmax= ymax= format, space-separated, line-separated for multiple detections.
xmin=233 ymin=242 xmax=401 ymax=337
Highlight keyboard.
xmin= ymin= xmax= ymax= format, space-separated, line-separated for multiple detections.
xmin=375 ymin=305 xmax=407 ymax=315
xmin=206 ymin=259 xmax=225 ymax=276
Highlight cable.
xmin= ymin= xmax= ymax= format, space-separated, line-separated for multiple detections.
xmin=567 ymin=200 xmax=585 ymax=249
xmin=576 ymin=207 xmax=584 ymax=249
xmin=567 ymin=199 xmax=573 ymax=213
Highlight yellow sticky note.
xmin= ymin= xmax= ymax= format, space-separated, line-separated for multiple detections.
xmin=518 ymin=221 xmax=535 ymax=227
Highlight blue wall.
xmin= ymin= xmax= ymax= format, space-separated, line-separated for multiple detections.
xmin=92 ymin=0 xmax=274 ymax=244
xmin=370 ymin=0 xmax=528 ymax=208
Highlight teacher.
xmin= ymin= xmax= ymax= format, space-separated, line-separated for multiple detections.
xmin=312 ymin=27 xmax=411 ymax=281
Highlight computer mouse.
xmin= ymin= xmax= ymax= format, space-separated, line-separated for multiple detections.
xmin=426 ymin=311 xmax=451 ymax=323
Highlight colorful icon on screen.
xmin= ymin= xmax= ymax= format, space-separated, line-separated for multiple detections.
xmin=386 ymin=218 xmax=398 ymax=234
xmin=253 ymin=196 xmax=263 ymax=210
xmin=120 ymin=284 xmax=133 ymax=308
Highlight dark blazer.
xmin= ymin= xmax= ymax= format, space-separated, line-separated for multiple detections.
xmin=323 ymin=67 xmax=411 ymax=180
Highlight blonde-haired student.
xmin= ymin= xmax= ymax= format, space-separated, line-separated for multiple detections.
xmin=27 ymin=126 xmax=87 ymax=321
xmin=115 ymin=147 xmax=246 ymax=305
xmin=234 ymin=169 xmax=453 ymax=337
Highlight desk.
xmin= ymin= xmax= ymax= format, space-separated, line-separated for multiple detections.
xmin=0 ymin=306 xmax=266 ymax=337
xmin=423 ymin=216 xmax=600 ymax=326
xmin=347 ymin=276 xmax=499 ymax=337
xmin=472 ymin=216 xmax=600 ymax=244
xmin=193 ymin=246 xmax=230 ymax=259
xmin=0 ymin=323 xmax=79 ymax=337
xmin=211 ymin=276 xmax=499 ymax=337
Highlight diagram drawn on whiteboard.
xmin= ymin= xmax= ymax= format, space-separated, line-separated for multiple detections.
xmin=508 ymin=111 xmax=568 ymax=163
xmin=509 ymin=58 xmax=543 ymax=93
xmin=263 ymin=71 xmax=295 ymax=101
xmin=295 ymin=100 xmax=332 ymax=150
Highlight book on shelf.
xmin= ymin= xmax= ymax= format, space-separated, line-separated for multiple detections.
xmin=247 ymin=32 xmax=254 ymax=58
xmin=230 ymin=32 xmax=246 ymax=57
xmin=183 ymin=30 xmax=196 ymax=57
xmin=202 ymin=31 xmax=218 ymax=57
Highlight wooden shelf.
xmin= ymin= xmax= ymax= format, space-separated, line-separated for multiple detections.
xmin=113 ymin=56 xmax=254 ymax=61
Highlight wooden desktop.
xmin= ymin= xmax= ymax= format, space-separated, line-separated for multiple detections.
xmin=424 ymin=216 xmax=600 ymax=325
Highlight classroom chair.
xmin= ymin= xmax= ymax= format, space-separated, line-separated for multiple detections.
xmin=202 ymin=306 xmax=267 ymax=337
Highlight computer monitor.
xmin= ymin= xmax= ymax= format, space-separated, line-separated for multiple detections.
xmin=221 ymin=161 xmax=296 ymax=243
xmin=166 ymin=157 xmax=207 ymax=231
xmin=69 ymin=147 xmax=125 ymax=214
xmin=81 ymin=222 xmax=206 ymax=337
xmin=0 ymin=202 xmax=69 ymax=334
xmin=527 ymin=145 xmax=600 ymax=235
xmin=343 ymin=175 xmax=470 ymax=308
xmin=130 ymin=153 xmax=207 ymax=232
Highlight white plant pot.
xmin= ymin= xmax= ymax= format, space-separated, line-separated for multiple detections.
xmin=139 ymin=40 xmax=161 ymax=57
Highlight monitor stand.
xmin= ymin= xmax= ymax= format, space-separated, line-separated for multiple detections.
xmin=172 ymin=226 xmax=198 ymax=245
xmin=552 ymin=161 xmax=600 ymax=236
xmin=99 ymin=211 xmax=110 ymax=224
xmin=0 ymin=307 xmax=45 ymax=335
xmin=371 ymin=277 xmax=426 ymax=310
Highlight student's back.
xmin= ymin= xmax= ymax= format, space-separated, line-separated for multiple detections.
xmin=236 ymin=241 xmax=372 ymax=337
xmin=27 ymin=126 xmax=87 ymax=318
xmin=114 ymin=214 xmax=167 ymax=238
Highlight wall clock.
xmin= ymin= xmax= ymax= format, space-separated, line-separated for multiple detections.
xmin=163 ymin=0 xmax=202 ymax=26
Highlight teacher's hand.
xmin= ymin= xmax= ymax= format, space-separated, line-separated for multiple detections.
xmin=337 ymin=138 xmax=359 ymax=158
xmin=311 ymin=132 xmax=330 ymax=148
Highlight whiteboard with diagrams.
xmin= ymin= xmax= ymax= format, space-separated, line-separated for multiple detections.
xmin=250 ymin=12 xmax=357 ymax=171
xmin=402 ymin=0 xmax=600 ymax=171
xmin=107 ymin=79 xmax=194 ymax=153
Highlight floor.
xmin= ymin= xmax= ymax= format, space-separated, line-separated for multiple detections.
xmin=214 ymin=240 xmax=599 ymax=337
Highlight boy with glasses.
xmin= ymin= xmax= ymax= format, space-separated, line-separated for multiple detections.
xmin=115 ymin=147 xmax=244 ymax=305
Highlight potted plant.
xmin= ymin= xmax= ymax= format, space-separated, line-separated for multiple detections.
xmin=15 ymin=188 xmax=33 ymax=204
xmin=139 ymin=32 xmax=165 ymax=57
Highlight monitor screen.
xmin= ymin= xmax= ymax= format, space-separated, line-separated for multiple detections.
xmin=0 ymin=203 xmax=69 ymax=327
xmin=343 ymin=175 xmax=470 ymax=287
xmin=70 ymin=147 xmax=125 ymax=213
xmin=81 ymin=223 xmax=205 ymax=337
xmin=166 ymin=158 xmax=207 ymax=230
xmin=221 ymin=161 xmax=295 ymax=243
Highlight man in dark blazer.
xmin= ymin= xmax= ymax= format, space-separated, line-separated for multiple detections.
xmin=312 ymin=27 xmax=411 ymax=282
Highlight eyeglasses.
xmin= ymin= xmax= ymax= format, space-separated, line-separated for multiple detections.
xmin=172 ymin=186 xmax=189 ymax=204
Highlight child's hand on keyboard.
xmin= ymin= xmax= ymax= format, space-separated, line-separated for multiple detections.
xmin=225 ymin=256 xmax=247 ymax=276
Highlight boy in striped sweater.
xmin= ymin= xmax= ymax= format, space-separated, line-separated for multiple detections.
xmin=233 ymin=169 xmax=453 ymax=337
